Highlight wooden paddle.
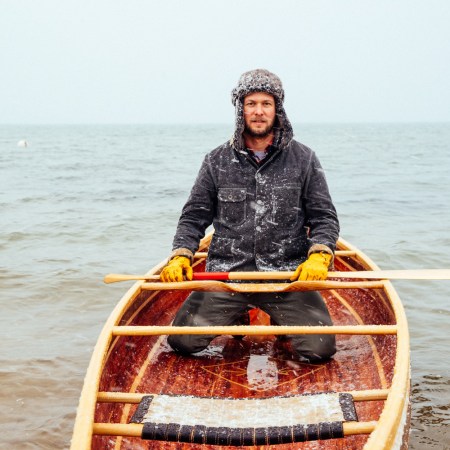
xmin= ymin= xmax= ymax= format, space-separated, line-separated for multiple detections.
xmin=104 ymin=269 xmax=450 ymax=284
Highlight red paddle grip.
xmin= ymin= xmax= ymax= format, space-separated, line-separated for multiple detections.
xmin=192 ymin=272 xmax=230 ymax=281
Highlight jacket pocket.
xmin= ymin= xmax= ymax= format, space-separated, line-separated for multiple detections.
xmin=217 ymin=188 xmax=247 ymax=226
xmin=272 ymin=186 xmax=301 ymax=227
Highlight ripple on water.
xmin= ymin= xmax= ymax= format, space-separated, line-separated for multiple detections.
xmin=0 ymin=357 xmax=82 ymax=449
xmin=409 ymin=375 xmax=450 ymax=449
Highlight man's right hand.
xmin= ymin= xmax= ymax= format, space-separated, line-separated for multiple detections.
xmin=160 ymin=256 xmax=193 ymax=282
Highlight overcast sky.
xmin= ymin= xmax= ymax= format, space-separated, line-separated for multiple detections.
xmin=1 ymin=0 xmax=449 ymax=124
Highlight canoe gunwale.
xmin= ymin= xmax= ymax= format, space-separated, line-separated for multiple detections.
xmin=337 ymin=238 xmax=411 ymax=450
xmin=70 ymin=257 xmax=169 ymax=450
xmin=70 ymin=234 xmax=410 ymax=450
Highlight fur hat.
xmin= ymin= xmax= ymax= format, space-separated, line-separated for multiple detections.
xmin=230 ymin=69 xmax=293 ymax=152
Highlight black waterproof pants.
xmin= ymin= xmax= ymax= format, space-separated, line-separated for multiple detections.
xmin=167 ymin=291 xmax=336 ymax=363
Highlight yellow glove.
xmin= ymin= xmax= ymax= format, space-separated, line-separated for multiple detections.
xmin=290 ymin=252 xmax=332 ymax=281
xmin=160 ymin=256 xmax=193 ymax=282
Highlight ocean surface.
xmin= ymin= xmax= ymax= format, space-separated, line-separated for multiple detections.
xmin=0 ymin=123 xmax=449 ymax=449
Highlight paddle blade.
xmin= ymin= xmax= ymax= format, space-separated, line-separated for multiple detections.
xmin=329 ymin=269 xmax=450 ymax=280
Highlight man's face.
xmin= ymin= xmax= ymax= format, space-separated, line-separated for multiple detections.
xmin=243 ymin=92 xmax=276 ymax=138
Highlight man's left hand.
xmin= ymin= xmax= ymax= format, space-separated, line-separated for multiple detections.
xmin=290 ymin=252 xmax=332 ymax=281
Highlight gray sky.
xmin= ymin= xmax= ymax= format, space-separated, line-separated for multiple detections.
xmin=1 ymin=0 xmax=449 ymax=124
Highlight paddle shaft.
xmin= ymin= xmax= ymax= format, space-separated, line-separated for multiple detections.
xmin=103 ymin=269 xmax=450 ymax=284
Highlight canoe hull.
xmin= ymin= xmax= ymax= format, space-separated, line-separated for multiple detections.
xmin=72 ymin=236 xmax=410 ymax=449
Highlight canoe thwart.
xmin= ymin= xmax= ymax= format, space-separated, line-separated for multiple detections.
xmin=96 ymin=388 xmax=390 ymax=404
xmin=140 ymin=280 xmax=385 ymax=292
xmin=111 ymin=324 xmax=398 ymax=336
xmin=125 ymin=392 xmax=358 ymax=446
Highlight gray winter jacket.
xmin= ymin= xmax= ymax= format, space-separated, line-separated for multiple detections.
xmin=171 ymin=139 xmax=340 ymax=272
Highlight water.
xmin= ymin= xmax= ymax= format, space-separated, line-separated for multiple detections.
xmin=1 ymin=123 xmax=449 ymax=449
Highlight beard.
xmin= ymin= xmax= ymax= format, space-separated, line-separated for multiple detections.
xmin=244 ymin=119 xmax=275 ymax=138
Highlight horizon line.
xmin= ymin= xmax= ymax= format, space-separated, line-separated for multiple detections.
xmin=1 ymin=120 xmax=449 ymax=127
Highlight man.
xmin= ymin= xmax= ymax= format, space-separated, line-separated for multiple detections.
xmin=160 ymin=69 xmax=340 ymax=363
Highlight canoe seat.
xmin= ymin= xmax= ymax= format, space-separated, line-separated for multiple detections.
xmin=130 ymin=392 xmax=358 ymax=446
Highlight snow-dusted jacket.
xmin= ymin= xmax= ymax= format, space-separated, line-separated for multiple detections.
xmin=171 ymin=139 xmax=340 ymax=272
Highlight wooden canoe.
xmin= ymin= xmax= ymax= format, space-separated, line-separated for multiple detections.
xmin=71 ymin=235 xmax=411 ymax=449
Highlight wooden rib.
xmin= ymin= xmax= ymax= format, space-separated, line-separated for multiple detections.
xmin=111 ymin=324 xmax=398 ymax=336
xmin=331 ymin=289 xmax=388 ymax=390
xmin=140 ymin=280 xmax=384 ymax=292
xmin=93 ymin=421 xmax=377 ymax=438
xmin=96 ymin=389 xmax=390 ymax=404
